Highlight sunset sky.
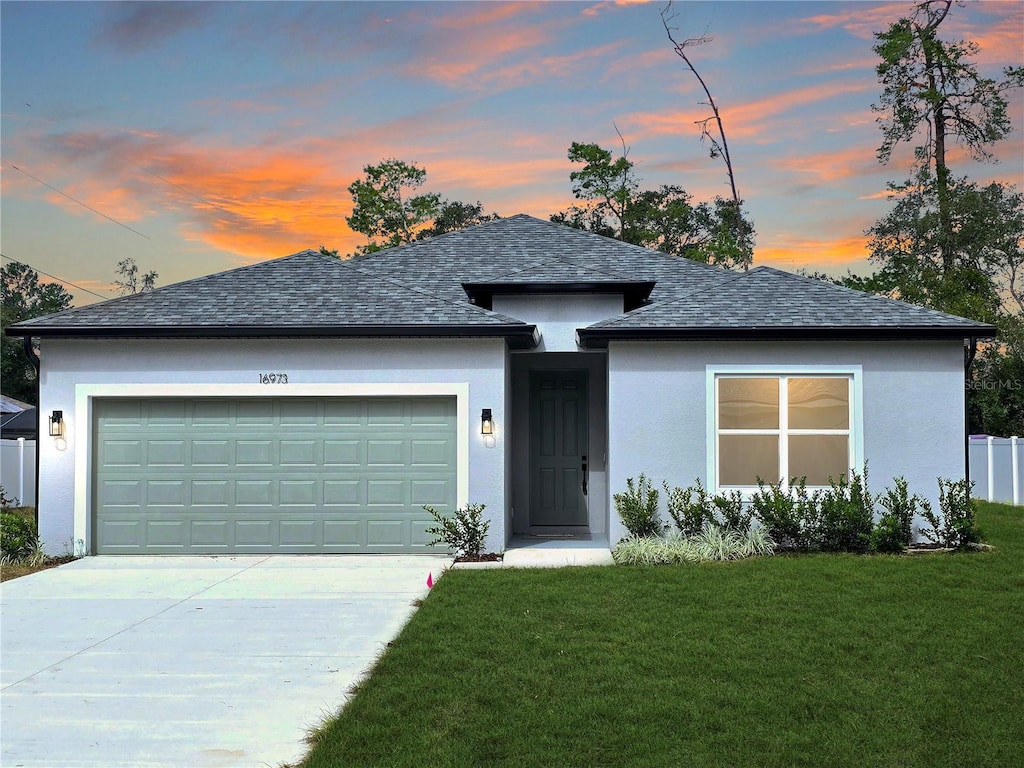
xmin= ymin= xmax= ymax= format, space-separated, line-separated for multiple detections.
xmin=2 ymin=0 xmax=1021 ymax=306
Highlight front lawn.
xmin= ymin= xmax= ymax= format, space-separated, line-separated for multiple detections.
xmin=299 ymin=502 xmax=1024 ymax=768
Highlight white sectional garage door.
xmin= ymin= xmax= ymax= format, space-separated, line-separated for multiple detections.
xmin=92 ymin=397 xmax=457 ymax=554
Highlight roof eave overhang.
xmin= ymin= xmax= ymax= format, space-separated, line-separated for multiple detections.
xmin=577 ymin=325 xmax=999 ymax=349
xmin=4 ymin=324 xmax=542 ymax=350
xmin=462 ymin=280 xmax=656 ymax=311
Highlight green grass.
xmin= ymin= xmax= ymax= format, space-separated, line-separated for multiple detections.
xmin=299 ymin=502 xmax=1024 ymax=768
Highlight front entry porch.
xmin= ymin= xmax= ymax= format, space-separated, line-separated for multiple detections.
xmin=508 ymin=351 xmax=609 ymax=539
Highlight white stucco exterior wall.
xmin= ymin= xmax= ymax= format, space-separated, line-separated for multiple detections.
xmin=605 ymin=340 xmax=966 ymax=544
xmin=492 ymin=294 xmax=624 ymax=352
xmin=35 ymin=337 xmax=508 ymax=555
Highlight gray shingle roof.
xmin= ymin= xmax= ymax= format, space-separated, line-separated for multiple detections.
xmin=351 ymin=214 xmax=733 ymax=303
xmin=578 ymin=266 xmax=994 ymax=344
xmin=7 ymin=250 xmax=536 ymax=344
xmin=5 ymin=215 xmax=994 ymax=345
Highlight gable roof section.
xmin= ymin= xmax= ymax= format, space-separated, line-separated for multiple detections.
xmin=578 ymin=266 xmax=997 ymax=346
xmin=351 ymin=214 xmax=733 ymax=304
xmin=5 ymin=250 xmax=539 ymax=348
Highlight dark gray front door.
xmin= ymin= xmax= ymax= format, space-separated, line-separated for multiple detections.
xmin=529 ymin=370 xmax=588 ymax=527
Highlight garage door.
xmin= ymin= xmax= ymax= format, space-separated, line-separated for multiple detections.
xmin=92 ymin=397 xmax=457 ymax=554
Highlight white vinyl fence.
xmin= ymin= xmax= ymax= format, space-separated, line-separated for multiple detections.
xmin=969 ymin=435 xmax=1022 ymax=506
xmin=0 ymin=438 xmax=37 ymax=507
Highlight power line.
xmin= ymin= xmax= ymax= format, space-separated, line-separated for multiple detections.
xmin=1 ymin=253 xmax=113 ymax=301
xmin=1 ymin=158 xmax=150 ymax=240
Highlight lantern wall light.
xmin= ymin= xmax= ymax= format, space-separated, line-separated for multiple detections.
xmin=481 ymin=408 xmax=493 ymax=436
xmin=49 ymin=410 xmax=64 ymax=438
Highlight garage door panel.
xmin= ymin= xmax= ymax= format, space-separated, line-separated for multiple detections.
xmin=280 ymin=440 xmax=317 ymax=466
xmin=280 ymin=480 xmax=316 ymax=506
xmin=367 ymin=519 xmax=406 ymax=546
xmin=93 ymin=396 xmax=457 ymax=554
xmin=146 ymin=520 xmax=186 ymax=547
xmin=324 ymin=440 xmax=360 ymax=466
xmin=148 ymin=441 xmax=187 ymax=466
xmin=235 ymin=520 xmax=274 ymax=546
xmin=323 ymin=480 xmax=361 ymax=506
xmin=99 ymin=520 xmax=142 ymax=549
xmin=147 ymin=480 xmax=186 ymax=506
xmin=100 ymin=440 xmax=144 ymax=467
xmin=101 ymin=480 xmax=143 ymax=506
xmin=191 ymin=520 xmax=231 ymax=547
xmin=193 ymin=441 xmax=231 ymax=466
xmin=236 ymin=440 xmax=274 ymax=466
xmin=280 ymin=521 xmax=318 ymax=547
xmin=367 ymin=440 xmax=405 ymax=466
xmin=192 ymin=480 xmax=230 ymax=506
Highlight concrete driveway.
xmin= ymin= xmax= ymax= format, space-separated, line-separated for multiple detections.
xmin=1 ymin=554 xmax=451 ymax=768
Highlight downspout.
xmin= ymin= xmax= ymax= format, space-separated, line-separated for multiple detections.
xmin=22 ymin=336 xmax=41 ymax=529
xmin=964 ymin=336 xmax=978 ymax=486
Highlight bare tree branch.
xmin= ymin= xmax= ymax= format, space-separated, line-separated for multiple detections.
xmin=661 ymin=1 xmax=750 ymax=269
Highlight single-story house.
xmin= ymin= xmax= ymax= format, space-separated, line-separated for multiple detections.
xmin=5 ymin=215 xmax=995 ymax=556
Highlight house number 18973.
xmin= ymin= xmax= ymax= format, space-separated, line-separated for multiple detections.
xmin=258 ymin=373 xmax=289 ymax=384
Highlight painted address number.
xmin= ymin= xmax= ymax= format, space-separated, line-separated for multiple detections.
xmin=258 ymin=373 xmax=289 ymax=384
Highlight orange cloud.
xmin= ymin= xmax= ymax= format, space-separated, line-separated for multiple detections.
xmin=625 ymin=81 xmax=875 ymax=143
xmin=769 ymin=144 xmax=882 ymax=183
xmin=756 ymin=234 xmax=871 ymax=270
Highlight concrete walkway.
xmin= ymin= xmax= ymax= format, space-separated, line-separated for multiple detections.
xmin=0 ymin=554 xmax=450 ymax=768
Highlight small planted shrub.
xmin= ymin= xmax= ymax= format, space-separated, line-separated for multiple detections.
xmin=918 ymin=478 xmax=980 ymax=549
xmin=663 ymin=479 xmax=713 ymax=537
xmin=877 ymin=476 xmax=923 ymax=548
xmin=750 ymin=479 xmax=808 ymax=550
xmin=614 ymin=474 xmax=664 ymax=539
xmin=870 ymin=513 xmax=907 ymax=554
xmin=812 ymin=469 xmax=874 ymax=554
xmin=423 ymin=503 xmax=490 ymax=559
xmin=1 ymin=510 xmax=38 ymax=562
xmin=712 ymin=489 xmax=751 ymax=533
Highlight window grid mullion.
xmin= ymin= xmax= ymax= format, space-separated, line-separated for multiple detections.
xmin=780 ymin=377 xmax=789 ymax=491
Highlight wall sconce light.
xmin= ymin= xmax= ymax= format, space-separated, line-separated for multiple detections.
xmin=481 ymin=408 xmax=493 ymax=436
xmin=49 ymin=410 xmax=64 ymax=438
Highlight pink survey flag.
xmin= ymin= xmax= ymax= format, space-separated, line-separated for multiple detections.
xmin=426 ymin=572 xmax=434 ymax=589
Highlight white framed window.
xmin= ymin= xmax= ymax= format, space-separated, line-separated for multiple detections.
xmin=706 ymin=366 xmax=863 ymax=492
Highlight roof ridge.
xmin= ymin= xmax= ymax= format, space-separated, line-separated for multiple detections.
xmin=482 ymin=254 xmax=635 ymax=283
xmin=349 ymin=215 xmax=513 ymax=263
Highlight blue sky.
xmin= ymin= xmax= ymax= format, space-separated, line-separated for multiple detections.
xmin=2 ymin=0 xmax=1021 ymax=305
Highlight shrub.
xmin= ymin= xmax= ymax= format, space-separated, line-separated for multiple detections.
xmin=423 ymin=503 xmax=490 ymax=558
xmin=614 ymin=474 xmax=664 ymax=539
xmin=712 ymin=489 xmax=752 ymax=533
xmin=1 ymin=511 xmax=38 ymax=562
xmin=0 ymin=484 xmax=20 ymax=508
xmin=750 ymin=479 xmax=807 ymax=550
xmin=918 ymin=478 xmax=980 ymax=549
xmin=812 ymin=469 xmax=874 ymax=554
xmin=870 ymin=513 xmax=907 ymax=554
xmin=877 ymin=476 xmax=925 ymax=547
xmin=663 ymin=479 xmax=713 ymax=537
